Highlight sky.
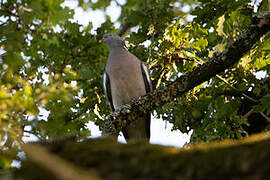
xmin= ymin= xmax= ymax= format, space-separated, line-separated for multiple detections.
xmin=60 ymin=0 xmax=192 ymax=147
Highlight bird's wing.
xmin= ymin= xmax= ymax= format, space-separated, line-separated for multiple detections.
xmin=140 ymin=62 xmax=153 ymax=93
xmin=102 ymin=71 xmax=115 ymax=111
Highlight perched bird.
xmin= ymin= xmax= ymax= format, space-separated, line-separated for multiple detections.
xmin=100 ymin=33 xmax=152 ymax=141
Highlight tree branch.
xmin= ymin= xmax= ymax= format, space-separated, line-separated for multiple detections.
xmin=118 ymin=22 xmax=132 ymax=37
xmin=16 ymin=132 xmax=270 ymax=179
xmin=102 ymin=13 xmax=270 ymax=137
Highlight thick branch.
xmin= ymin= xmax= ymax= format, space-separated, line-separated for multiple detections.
xmin=15 ymin=132 xmax=270 ymax=179
xmin=102 ymin=13 xmax=270 ymax=136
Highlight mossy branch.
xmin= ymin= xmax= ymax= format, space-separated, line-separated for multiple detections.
xmin=16 ymin=132 xmax=270 ymax=179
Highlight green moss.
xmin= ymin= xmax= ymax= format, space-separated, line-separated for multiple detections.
xmin=14 ymin=132 xmax=270 ymax=179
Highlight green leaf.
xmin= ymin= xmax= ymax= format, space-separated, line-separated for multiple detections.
xmin=254 ymin=95 xmax=270 ymax=115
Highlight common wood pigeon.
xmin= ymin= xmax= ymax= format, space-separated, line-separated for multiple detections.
xmin=100 ymin=33 xmax=152 ymax=141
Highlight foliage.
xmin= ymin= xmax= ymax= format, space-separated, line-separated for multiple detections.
xmin=0 ymin=0 xmax=269 ymax=168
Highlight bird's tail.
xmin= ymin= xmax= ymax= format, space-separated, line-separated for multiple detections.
xmin=122 ymin=112 xmax=151 ymax=142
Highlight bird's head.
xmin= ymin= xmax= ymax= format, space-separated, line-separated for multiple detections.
xmin=99 ymin=33 xmax=126 ymax=49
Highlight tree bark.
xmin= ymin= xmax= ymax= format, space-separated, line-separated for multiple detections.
xmin=14 ymin=132 xmax=270 ymax=180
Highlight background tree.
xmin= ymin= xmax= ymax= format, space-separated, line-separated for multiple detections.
xmin=0 ymin=0 xmax=269 ymax=171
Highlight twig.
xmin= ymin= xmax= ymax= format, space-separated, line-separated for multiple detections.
xmin=191 ymin=55 xmax=259 ymax=104
xmin=260 ymin=112 xmax=270 ymax=122
xmin=242 ymin=108 xmax=254 ymax=119
xmin=118 ymin=22 xmax=132 ymax=37
xmin=239 ymin=125 xmax=249 ymax=137
xmin=170 ymin=56 xmax=195 ymax=62
xmin=0 ymin=9 xmax=20 ymax=19
xmin=191 ymin=54 xmax=260 ymax=104
xmin=215 ymin=75 xmax=259 ymax=103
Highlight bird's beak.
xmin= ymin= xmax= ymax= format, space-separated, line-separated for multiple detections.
xmin=99 ymin=39 xmax=103 ymax=43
